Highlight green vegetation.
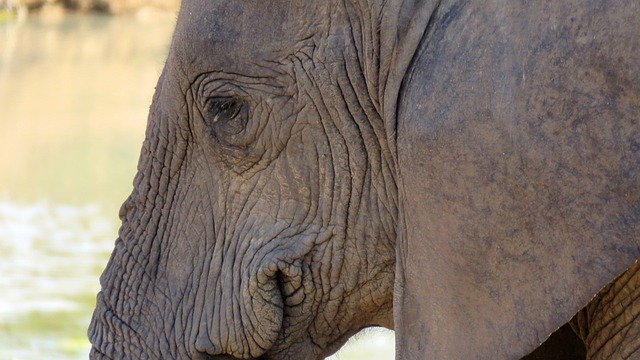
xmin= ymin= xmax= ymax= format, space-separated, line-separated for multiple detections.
xmin=0 ymin=309 xmax=93 ymax=359
xmin=0 ymin=9 xmax=17 ymax=22
xmin=0 ymin=0 xmax=23 ymax=22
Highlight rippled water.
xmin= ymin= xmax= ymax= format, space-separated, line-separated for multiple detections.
xmin=0 ymin=13 xmax=393 ymax=359
xmin=0 ymin=201 xmax=114 ymax=359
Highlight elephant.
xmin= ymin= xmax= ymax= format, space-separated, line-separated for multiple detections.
xmin=88 ymin=0 xmax=640 ymax=358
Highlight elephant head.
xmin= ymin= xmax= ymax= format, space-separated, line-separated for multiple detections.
xmin=87 ymin=0 xmax=417 ymax=358
xmin=89 ymin=0 xmax=640 ymax=359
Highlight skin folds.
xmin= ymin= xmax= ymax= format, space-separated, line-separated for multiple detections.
xmin=89 ymin=0 xmax=640 ymax=358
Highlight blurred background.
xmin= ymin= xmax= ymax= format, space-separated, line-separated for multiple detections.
xmin=0 ymin=2 xmax=394 ymax=359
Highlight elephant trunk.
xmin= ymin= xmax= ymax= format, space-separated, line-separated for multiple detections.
xmin=88 ymin=83 xmax=188 ymax=357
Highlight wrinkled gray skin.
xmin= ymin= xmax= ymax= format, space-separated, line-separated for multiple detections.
xmin=89 ymin=0 xmax=640 ymax=359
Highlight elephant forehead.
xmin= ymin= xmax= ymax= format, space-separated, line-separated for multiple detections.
xmin=173 ymin=0 xmax=318 ymax=74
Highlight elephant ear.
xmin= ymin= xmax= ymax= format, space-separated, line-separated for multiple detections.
xmin=393 ymin=1 xmax=640 ymax=358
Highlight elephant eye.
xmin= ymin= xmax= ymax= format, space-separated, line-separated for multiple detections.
xmin=203 ymin=97 xmax=248 ymax=136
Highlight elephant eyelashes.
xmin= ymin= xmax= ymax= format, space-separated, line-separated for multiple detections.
xmin=203 ymin=97 xmax=248 ymax=137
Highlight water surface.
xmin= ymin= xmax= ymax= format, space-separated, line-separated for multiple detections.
xmin=0 ymin=13 xmax=175 ymax=359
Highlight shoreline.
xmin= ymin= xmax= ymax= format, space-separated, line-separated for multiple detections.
xmin=0 ymin=0 xmax=178 ymax=21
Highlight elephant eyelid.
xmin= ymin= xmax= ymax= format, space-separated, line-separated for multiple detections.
xmin=205 ymin=97 xmax=243 ymax=121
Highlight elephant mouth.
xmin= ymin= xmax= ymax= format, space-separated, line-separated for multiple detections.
xmin=195 ymin=353 xmax=264 ymax=360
